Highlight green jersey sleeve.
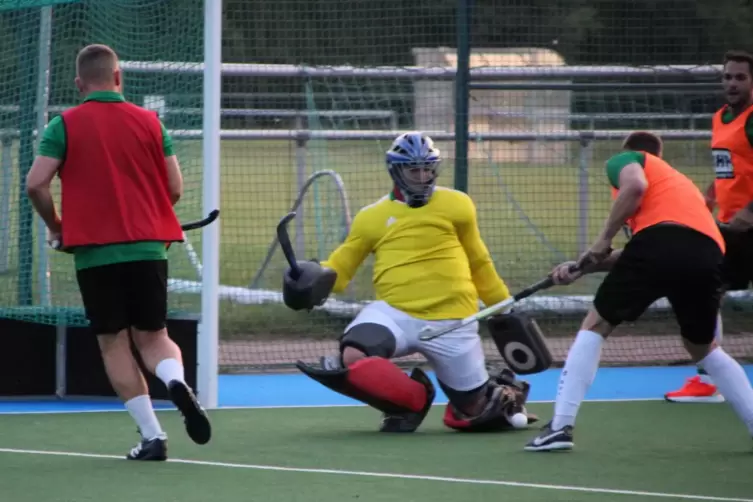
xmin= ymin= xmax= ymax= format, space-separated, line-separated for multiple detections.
xmin=160 ymin=121 xmax=175 ymax=156
xmin=36 ymin=115 xmax=66 ymax=160
xmin=605 ymin=151 xmax=645 ymax=188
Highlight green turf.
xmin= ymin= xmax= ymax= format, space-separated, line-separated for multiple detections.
xmin=0 ymin=137 xmax=721 ymax=339
xmin=0 ymin=401 xmax=751 ymax=501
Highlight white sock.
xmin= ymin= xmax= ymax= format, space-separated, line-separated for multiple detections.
xmin=697 ymin=313 xmax=722 ymax=384
xmin=551 ymin=330 xmax=604 ymax=430
xmin=155 ymin=358 xmax=185 ymax=387
xmin=125 ymin=395 xmax=164 ymax=440
xmin=714 ymin=312 xmax=723 ymax=345
xmin=699 ymin=347 xmax=753 ymax=436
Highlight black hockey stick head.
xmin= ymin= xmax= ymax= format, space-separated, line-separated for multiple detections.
xmin=277 ymin=211 xmax=302 ymax=280
xmin=181 ymin=209 xmax=220 ymax=231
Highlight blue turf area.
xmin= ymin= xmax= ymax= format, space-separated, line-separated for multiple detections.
xmin=1 ymin=365 xmax=752 ymax=414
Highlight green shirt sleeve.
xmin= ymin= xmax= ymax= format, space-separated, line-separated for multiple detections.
xmin=605 ymin=151 xmax=645 ymax=188
xmin=160 ymin=121 xmax=174 ymax=156
xmin=36 ymin=115 xmax=66 ymax=160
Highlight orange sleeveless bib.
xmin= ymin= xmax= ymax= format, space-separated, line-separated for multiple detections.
xmin=711 ymin=104 xmax=753 ymax=223
xmin=611 ymin=153 xmax=725 ymax=253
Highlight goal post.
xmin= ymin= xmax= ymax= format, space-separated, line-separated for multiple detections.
xmin=198 ymin=0 xmax=222 ymax=410
xmin=0 ymin=0 xmax=221 ymax=407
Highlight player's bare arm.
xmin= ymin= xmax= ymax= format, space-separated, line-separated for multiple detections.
xmin=704 ymin=181 xmax=716 ymax=211
xmin=551 ymin=249 xmax=625 ymax=286
xmin=726 ymin=201 xmax=753 ymax=230
xmin=165 ymin=155 xmax=183 ymax=205
xmin=598 ymin=163 xmax=648 ymax=240
xmin=26 ymin=155 xmax=63 ymax=234
xmin=580 ymin=162 xmax=647 ymax=268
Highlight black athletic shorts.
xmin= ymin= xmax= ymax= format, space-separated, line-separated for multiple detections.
xmin=719 ymin=225 xmax=753 ymax=291
xmin=593 ymin=224 xmax=724 ymax=345
xmin=76 ymin=260 xmax=168 ymax=335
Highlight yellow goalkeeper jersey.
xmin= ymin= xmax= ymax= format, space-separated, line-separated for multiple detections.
xmin=321 ymin=187 xmax=510 ymax=320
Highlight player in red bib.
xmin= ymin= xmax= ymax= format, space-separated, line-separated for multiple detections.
xmin=665 ymin=50 xmax=753 ymax=403
xmin=26 ymin=44 xmax=211 ymax=460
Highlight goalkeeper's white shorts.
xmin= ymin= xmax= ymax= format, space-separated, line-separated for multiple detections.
xmin=345 ymin=300 xmax=488 ymax=392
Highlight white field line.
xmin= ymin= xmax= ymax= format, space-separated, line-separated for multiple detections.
xmin=0 ymin=447 xmax=750 ymax=502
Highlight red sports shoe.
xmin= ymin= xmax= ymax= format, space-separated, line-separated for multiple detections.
xmin=664 ymin=376 xmax=724 ymax=403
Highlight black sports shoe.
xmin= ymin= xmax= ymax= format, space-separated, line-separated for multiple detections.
xmin=379 ymin=367 xmax=436 ymax=433
xmin=126 ymin=434 xmax=168 ymax=461
xmin=168 ymin=380 xmax=212 ymax=445
xmin=524 ymin=421 xmax=574 ymax=451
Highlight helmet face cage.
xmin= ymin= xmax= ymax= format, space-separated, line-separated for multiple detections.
xmin=386 ymin=132 xmax=442 ymax=206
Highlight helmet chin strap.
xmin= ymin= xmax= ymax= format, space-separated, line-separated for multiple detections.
xmin=392 ymin=185 xmax=431 ymax=208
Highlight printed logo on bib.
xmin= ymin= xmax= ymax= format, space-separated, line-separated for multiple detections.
xmin=712 ymin=149 xmax=735 ymax=179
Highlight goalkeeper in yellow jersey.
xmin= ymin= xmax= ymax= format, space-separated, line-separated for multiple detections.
xmin=281 ymin=132 xmax=539 ymax=433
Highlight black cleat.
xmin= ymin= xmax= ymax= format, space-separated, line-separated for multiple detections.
xmin=524 ymin=421 xmax=574 ymax=451
xmin=126 ymin=434 xmax=168 ymax=461
xmin=168 ymin=380 xmax=212 ymax=445
xmin=379 ymin=367 xmax=436 ymax=433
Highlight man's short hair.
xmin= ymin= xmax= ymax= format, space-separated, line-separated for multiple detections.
xmin=723 ymin=50 xmax=753 ymax=76
xmin=76 ymin=44 xmax=119 ymax=84
xmin=622 ymin=131 xmax=663 ymax=156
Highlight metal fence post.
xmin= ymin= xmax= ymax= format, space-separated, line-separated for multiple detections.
xmin=453 ymin=0 xmax=472 ymax=193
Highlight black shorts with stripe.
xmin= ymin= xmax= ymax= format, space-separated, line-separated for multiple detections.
xmin=76 ymin=260 xmax=168 ymax=335
xmin=593 ymin=224 xmax=724 ymax=345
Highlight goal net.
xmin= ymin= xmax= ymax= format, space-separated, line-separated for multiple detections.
xmin=2 ymin=1 xmax=752 ymax=375
xmin=0 ymin=0 xmax=206 ymax=325
xmin=208 ymin=2 xmax=753 ymax=372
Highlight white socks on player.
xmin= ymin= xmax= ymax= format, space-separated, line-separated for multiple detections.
xmin=124 ymin=359 xmax=186 ymax=441
xmin=714 ymin=312 xmax=723 ymax=345
xmin=155 ymin=358 xmax=185 ymax=387
xmin=698 ymin=347 xmax=753 ymax=436
xmin=698 ymin=313 xmax=723 ymax=384
xmin=125 ymin=395 xmax=165 ymax=440
xmin=551 ymin=330 xmax=604 ymax=430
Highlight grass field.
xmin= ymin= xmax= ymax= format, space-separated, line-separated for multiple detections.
xmin=1 ymin=400 xmax=752 ymax=502
xmin=3 ymin=135 xmax=749 ymax=370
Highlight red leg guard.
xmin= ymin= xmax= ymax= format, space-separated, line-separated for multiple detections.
xmin=443 ymin=404 xmax=473 ymax=430
xmin=347 ymin=357 xmax=428 ymax=413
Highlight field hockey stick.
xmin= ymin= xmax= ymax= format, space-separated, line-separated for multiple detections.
xmin=49 ymin=209 xmax=221 ymax=252
xmin=277 ymin=211 xmax=303 ymax=280
xmin=418 ymin=263 xmax=582 ymax=342
xmin=180 ymin=209 xmax=220 ymax=231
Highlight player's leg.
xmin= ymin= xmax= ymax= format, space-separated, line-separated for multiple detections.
xmin=424 ymin=325 xmax=538 ymax=432
xmin=296 ymin=301 xmax=435 ymax=432
xmin=127 ymin=259 xmax=211 ymax=446
xmin=76 ymin=263 xmax=167 ymax=461
xmin=525 ymin=239 xmax=660 ymax=452
xmin=664 ymin=226 xmax=750 ymax=403
xmin=668 ymin=242 xmax=753 ymax=442
xmin=664 ymin=311 xmax=724 ymax=403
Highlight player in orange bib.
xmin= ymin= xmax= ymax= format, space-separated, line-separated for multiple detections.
xmin=665 ymin=50 xmax=753 ymax=403
xmin=525 ymin=131 xmax=753 ymax=452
